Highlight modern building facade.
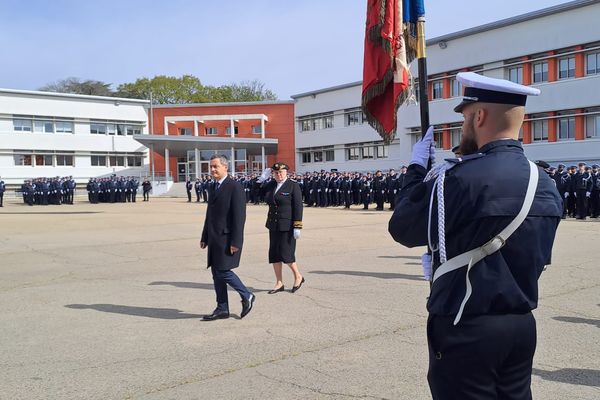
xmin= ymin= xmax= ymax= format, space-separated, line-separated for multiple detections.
xmin=293 ymin=0 xmax=600 ymax=173
xmin=136 ymin=101 xmax=295 ymax=182
xmin=0 ymin=89 xmax=150 ymax=185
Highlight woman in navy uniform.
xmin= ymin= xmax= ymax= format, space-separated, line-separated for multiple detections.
xmin=262 ymin=162 xmax=305 ymax=294
xmin=389 ymin=73 xmax=562 ymax=400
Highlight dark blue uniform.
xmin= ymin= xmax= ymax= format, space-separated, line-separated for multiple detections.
xmin=389 ymin=140 xmax=562 ymax=400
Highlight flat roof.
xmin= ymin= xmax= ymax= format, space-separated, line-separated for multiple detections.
xmin=149 ymin=100 xmax=294 ymax=109
xmin=133 ymin=135 xmax=278 ymax=156
xmin=291 ymin=0 xmax=596 ymax=99
xmin=0 ymin=88 xmax=150 ymax=104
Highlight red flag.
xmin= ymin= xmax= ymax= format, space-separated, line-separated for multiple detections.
xmin=362 ymin=0 xmax=415 ymax=144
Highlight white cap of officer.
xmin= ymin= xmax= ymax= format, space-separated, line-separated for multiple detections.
xmin=454 ymin=72 xmax=541 ymax=113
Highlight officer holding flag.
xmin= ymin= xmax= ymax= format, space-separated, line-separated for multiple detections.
xmin=389 ymin=72 xmax=562 ymax=399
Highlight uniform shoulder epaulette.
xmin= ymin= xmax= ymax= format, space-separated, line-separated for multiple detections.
xmin=444 ymin=152 xmax=485 ymax=165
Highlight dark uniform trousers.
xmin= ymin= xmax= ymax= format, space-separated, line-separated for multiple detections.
xmin=428 ymin=313 xmax=536 ymax=400
xmin=211 ymin=267 xmax=251 ymax=313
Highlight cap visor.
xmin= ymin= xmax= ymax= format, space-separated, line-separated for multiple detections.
xmin=454 ymin=99 xmax=476 ymax=113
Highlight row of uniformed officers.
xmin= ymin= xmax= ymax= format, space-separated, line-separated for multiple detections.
xmin=549 ymin=162 xmax=600 ymax=219
xmin=18 ymin=177 xmax=77 ymax=206
xmin=188 ymin=169 xmax=409 ymax=210
xmin=85 ymin=176 xmax=151 ymax=203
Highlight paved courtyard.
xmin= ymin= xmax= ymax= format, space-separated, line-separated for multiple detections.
xmin=0 ymin=198 xmax=598 ymax=399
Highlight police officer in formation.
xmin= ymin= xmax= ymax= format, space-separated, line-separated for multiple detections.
xmin=389 ymin=72 xmax=562 ymax=399
xmin=0 ymin=176 xmax=5 ymax=207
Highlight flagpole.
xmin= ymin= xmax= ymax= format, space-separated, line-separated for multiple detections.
xmin=416 ymin=16 xmax=430 ymax=141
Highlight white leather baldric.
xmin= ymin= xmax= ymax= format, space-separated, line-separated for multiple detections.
xmin=431 ymin=160 xmax=539 ymax=325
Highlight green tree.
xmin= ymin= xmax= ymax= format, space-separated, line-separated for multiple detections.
xmin=115 ymin=75 xmax=206 ymax=104
xmin=39 ymin=77 xmax=113 ymax=96
xmin=116 ymin=75 xmax=277 ymax=103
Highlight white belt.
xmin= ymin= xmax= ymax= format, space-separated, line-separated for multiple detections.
xmin=432 ymin=160 xmax=539 ymax=325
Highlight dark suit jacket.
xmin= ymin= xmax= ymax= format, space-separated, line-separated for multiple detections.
xmin=201 ymin=176 xmax=246 ymax=270
xmin=264 ymin=179 xmax=303 ymax=231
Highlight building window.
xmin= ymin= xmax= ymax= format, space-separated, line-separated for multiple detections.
xmin=34 ymin=120 xmax=54 ymax=133
xmin=508 ymin=66 xmax=523 ymax=84
xmin=361 ymin=146 xmax=374 ymax=159
xmin=433 ymin=131 xmax=443 ymax=148
xmin=432 ymin=80 xmax=444 ymax=99
xmin=533 ymin=61 xmax=549 ymax=83
xmin=56 ymin=155 xmax=74 ymax=166
xmin=413 ymin=78 xmax=420 ymax=101
xmin=35 ymin=154 xmax=53 ymax=166
xmin=14 ymin=118 xmax=33 ymax=132
xmin=323 ymin=115 xmax=334 ymax=129
xmin=558 ymin=56 xmax=576 ymax=80
xmin=313 ymin=151 xmax=323 ymax=163
xmin=346 ymin=110 xmax=363 ymax=126
xmin=109 ymin=156 xmax=125 ymax=167
xmin=346 ymin=147 xmax=360 ymax=161
xmin=557 ymin=115 xmax=575 ymax=140
xmin=55 ymin=121 xmax=74 ymax=133
xmin=90 ymin=123 xmax=107 ymax=135
xmin=301 ymin=152 xmax=311 ymax=163
xmin=225 ymin=126 xmax=239 ymax=135
xmin=126 ymin=125 xmax=141 ymax=135
xmin=91 ymin=155 xmax=107 ymax=166
xmin=586 ymin=112 xmax=600 ymax=138
xmin=586 ymin=51 xmax=600 ymax=75
xmin=127 ymin=156 xmax=143 ymax=167
xmin=532 ymin=115 xmax=548 ymax=142
xmin=450 ymin=78 xmax=462 ymax=97
xmin=107 ymin=124 xmax=116 ymax=135
xmin=325 ymin=149 xmax=335 ymax=162
xmin=450 ymin=128 xmax=461 ymax=148
xmin=205 ymin=127 xmax=218 ymax=135
xmin=300 ymin=120 xmax=312 ymax=132
xmin=179 ymin=128 xmax=192 ymax=136
xmin=14 ymin=154 xmax=33 ymax=166
xmin=251 ymin=125 xmax=262 ymax=134
xmin=376 ymin=145 xmax=388 ymax=159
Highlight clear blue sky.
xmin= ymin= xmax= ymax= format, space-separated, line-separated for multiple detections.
xmin=0 ymin=0 xmax=568 ymax=99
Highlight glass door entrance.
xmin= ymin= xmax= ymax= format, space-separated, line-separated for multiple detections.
xmin=177 ymin=162 xmax=188 ymax=182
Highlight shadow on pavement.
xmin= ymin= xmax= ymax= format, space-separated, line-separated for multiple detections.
xmin=553 ymin=316 xmax=600 ymax=328
xmin=377 ymin=255 xmax=421 ymax=260
xmin=532 ymin=368 xmax=600 ymax=387
xmin=0 ymin=211 xmax=103 ymax=215
xmin=65 ymin=304 xmax=203 ymax=319
xmin=310 ymin=270 xmax=423 ymax=281
xmin=147 ymin=281 xmax=268 ymax=293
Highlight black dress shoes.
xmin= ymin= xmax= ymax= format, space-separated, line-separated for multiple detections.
xmin=202 ymin=310 xmax=230 ymax=321
xmin=291 ymin=277 xmax=305 ymax=293
xmin=240 ymin=294 xmax=255 ymax=318
xmin=268 ymin=286 xmax=285 ymax=294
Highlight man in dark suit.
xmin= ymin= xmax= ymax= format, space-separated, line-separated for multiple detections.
xmin=200 ymin=154 xmax=255 ymax=321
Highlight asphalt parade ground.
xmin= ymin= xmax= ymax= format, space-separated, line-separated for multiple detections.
xmin=1 ymin=198 xmax=599 ymax=400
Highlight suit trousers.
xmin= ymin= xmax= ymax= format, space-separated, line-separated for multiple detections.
xmin=211 ymin=267 xmax=252 ymax=312
xmin=427 ymin=312 xmax=536 ymax=400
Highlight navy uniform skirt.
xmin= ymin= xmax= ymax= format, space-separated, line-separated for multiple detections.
xmin=268 ymin=230 xmax=296 ymax=263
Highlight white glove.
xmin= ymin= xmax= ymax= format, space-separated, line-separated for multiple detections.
xmin=421 ymin=253 xmax=432 ymax=281
xmin=564 ymin=192 xmax=569 ymax=199
xmin=257 ymin=168 xmax=272 ymax=183
xmin=293 ymin=229 xmax=301 ymax=239
xmin=410 ymin=126 xmax=435 ymax=168
xmin=574 ymin=192 xmax=577 ymax=198
xmin=586 ymin=192 xmax=591 ymax=198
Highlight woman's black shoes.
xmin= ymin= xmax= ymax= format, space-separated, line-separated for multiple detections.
xmin=268 ymin=286 xmax=285 ymax=294
xmin=291 ymin=277 xmax=305 ymax=293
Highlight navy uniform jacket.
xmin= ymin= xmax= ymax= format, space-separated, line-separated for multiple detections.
xmin=263 ymin=179 xmax=303 ymax=231
xmin=389 ymin=140 xmax=562 ymax=317
xmin=201 ymin=177 xmax=246 ymax=270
